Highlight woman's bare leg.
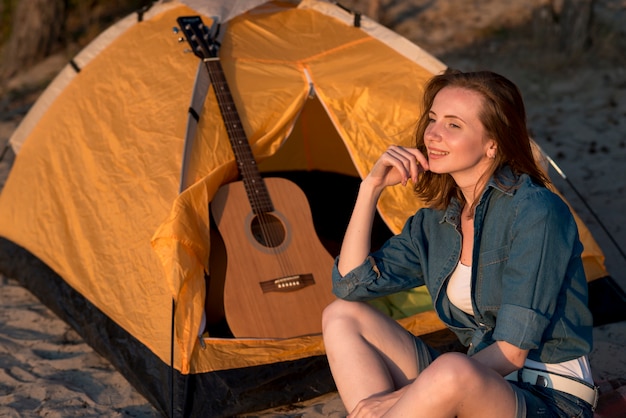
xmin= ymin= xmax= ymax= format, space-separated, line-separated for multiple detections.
xmin=323 ymin=300 xmax=518 ymax=417
xmin=387 ymin=352 xmax=518 ymax=418
xmin=322 ymin=299 xmax=421 ymax=412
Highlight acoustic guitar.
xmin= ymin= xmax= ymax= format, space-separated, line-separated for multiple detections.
xmin=177 ymin=16 xmax=336 ymax=338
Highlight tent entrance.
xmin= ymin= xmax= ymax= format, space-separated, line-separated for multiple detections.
xmin=258 ymin=94 xmax=359 ymax=177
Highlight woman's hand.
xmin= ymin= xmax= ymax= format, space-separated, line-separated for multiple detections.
xmin=364 ymin=145 xmax=429 ymax=191
xmin=337 ymin=146 xmax=429 ymax=275
xmin=348 ymin=388 xmax=405 ymax=418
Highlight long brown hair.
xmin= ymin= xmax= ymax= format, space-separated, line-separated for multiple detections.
xmin=413 ymin=70 xmax=549 ymax=211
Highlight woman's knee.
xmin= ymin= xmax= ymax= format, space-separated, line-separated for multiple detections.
xmin=425 ymin=352 xmax=481 ymax=389
xmin=322 ymin=300 xmax=370 ymax=356
xmin=322 ymin=300 xmax=385 ymax=345
xmin=322 ymin=299 xmax=364 ymax=330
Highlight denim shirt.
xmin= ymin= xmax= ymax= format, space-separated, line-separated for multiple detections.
xmin=332 ymin=166 xmax=593 ymax=363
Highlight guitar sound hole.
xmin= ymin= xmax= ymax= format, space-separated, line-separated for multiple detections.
xmin=251 ymin=213 xmax=286 ymax=248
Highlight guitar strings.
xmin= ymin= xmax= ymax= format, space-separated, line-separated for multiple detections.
xmin=208 ymin=60 xmax=296 ymax=279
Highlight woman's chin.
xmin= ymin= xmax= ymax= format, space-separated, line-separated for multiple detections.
xmin=427 ymin=165 xmax=446 ymax=175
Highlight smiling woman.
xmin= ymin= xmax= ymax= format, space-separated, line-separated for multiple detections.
xmin=422 ymin=87 xmax=496 ymax=192
xmin=322 ymin=70 xmax=597 ymax=418
xmin=412 ymin=71 xmax=549 ymax=218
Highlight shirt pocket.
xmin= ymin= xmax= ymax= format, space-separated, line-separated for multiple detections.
xmin=475 ymin=246 xmax=508 ymax=311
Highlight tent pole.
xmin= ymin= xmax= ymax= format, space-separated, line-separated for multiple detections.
xmin=179 ymin=61 xmax=212 ymax=193
xmin=170 ymin=299 xmax=175 ymax=417
xmin=170 ymin=60 xmax=212 ymax=417
xmin=545 ymin=153 xmax=626 ymax=263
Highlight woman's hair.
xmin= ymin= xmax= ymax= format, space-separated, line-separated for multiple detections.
xmin=413 ymin=69 xmax=549 ymax=211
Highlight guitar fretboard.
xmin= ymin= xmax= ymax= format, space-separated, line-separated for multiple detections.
xmin=205 ymin=58 xmax=274 ymax=214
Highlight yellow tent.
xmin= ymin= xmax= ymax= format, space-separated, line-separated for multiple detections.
xmin=0 ymin=0 xmax=610 ymax=416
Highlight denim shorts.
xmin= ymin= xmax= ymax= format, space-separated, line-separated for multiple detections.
xmin=412 ymin=336 xmax=594 ymax=418
xmin=412 ymin=334 xmax=440 ymax=372
xmin=509 ymin=381 xmax=594 ymax=418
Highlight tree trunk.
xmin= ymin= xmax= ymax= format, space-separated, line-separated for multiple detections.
xmin=560 ymin=0 xmax=594 ymax=54
xmin=0 ymin=0 xmax=66 ymax=81
xmin=367 ymin=0 xmax=380 ymax=21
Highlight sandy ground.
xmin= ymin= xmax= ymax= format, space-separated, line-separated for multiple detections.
xmin=1 ymin=0 xmax=626 ymax=417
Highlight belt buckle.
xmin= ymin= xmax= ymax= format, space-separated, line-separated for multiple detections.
xmin=592 ymin=385 xmax=599 ymax=411
xmin=535 ymin=374 xmax=549 ymax=388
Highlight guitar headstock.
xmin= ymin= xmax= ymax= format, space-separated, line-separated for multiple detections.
xmin=176 ymin=15 xmax=221 ymax=60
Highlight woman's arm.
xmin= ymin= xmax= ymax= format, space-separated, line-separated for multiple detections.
xmin=471 ymin=340 xmax=529 ymax=376
xmin=337 ymin=146 xmax=428 ymax=276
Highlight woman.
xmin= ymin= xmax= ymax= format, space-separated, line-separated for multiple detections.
xmin=322 ymin=70 xmax=597 ymax=417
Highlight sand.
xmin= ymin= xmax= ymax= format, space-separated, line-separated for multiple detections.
xmin=1 ymin=0 xmax=626 ymax=416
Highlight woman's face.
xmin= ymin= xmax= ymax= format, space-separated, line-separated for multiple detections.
xmin=424 ymin=86 xmax=496 ymax=188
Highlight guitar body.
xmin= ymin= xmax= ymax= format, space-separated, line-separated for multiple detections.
xmin=211 ymin=177 xmax=336 ymax=338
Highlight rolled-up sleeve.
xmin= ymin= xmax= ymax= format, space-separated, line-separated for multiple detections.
xmin=495 ymin=304 xmax=550 ymax=349
xmin=331 ymin=214 xmax=427 ymax=301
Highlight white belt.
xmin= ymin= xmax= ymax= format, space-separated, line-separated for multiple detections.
xmin=506 ymin=367 xmax=598 ymax=409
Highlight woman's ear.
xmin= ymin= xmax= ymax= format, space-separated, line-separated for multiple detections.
xmin=487 ymin=141 xmax=497 ymax=159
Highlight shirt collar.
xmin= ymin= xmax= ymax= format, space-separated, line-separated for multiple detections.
xmin=487 ymin=165 xmax=520 ymax=196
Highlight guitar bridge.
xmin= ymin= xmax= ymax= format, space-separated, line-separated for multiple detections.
xmin=260 ymin=274 xmax=315 ymax=293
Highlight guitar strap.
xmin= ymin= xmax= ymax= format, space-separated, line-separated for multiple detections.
xmin=179 ymin=59 xmax=211 ymax=193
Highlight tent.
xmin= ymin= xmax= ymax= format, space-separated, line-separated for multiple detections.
xmin=0 ymin=0 xmax=620 ymax=416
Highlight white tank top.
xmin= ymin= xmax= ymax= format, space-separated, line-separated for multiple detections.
xmin=447 ymin=261 xmax=593 ymax=383
xmin=447 ymin=261 xmax=473 ymax=315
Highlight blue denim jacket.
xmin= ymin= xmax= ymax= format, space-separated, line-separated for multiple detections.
xmin=332 ymin=166 xmax=593 ymax=363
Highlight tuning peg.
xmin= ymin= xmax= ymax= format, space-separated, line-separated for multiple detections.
xmin=178 ymin=37 xmax=185 ymax=43
xmin=172 ymin=27 xmax=180 ymax=34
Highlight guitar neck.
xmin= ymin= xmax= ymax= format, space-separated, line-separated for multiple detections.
xmin=204 ymin=57 xmax=273 ymax=214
